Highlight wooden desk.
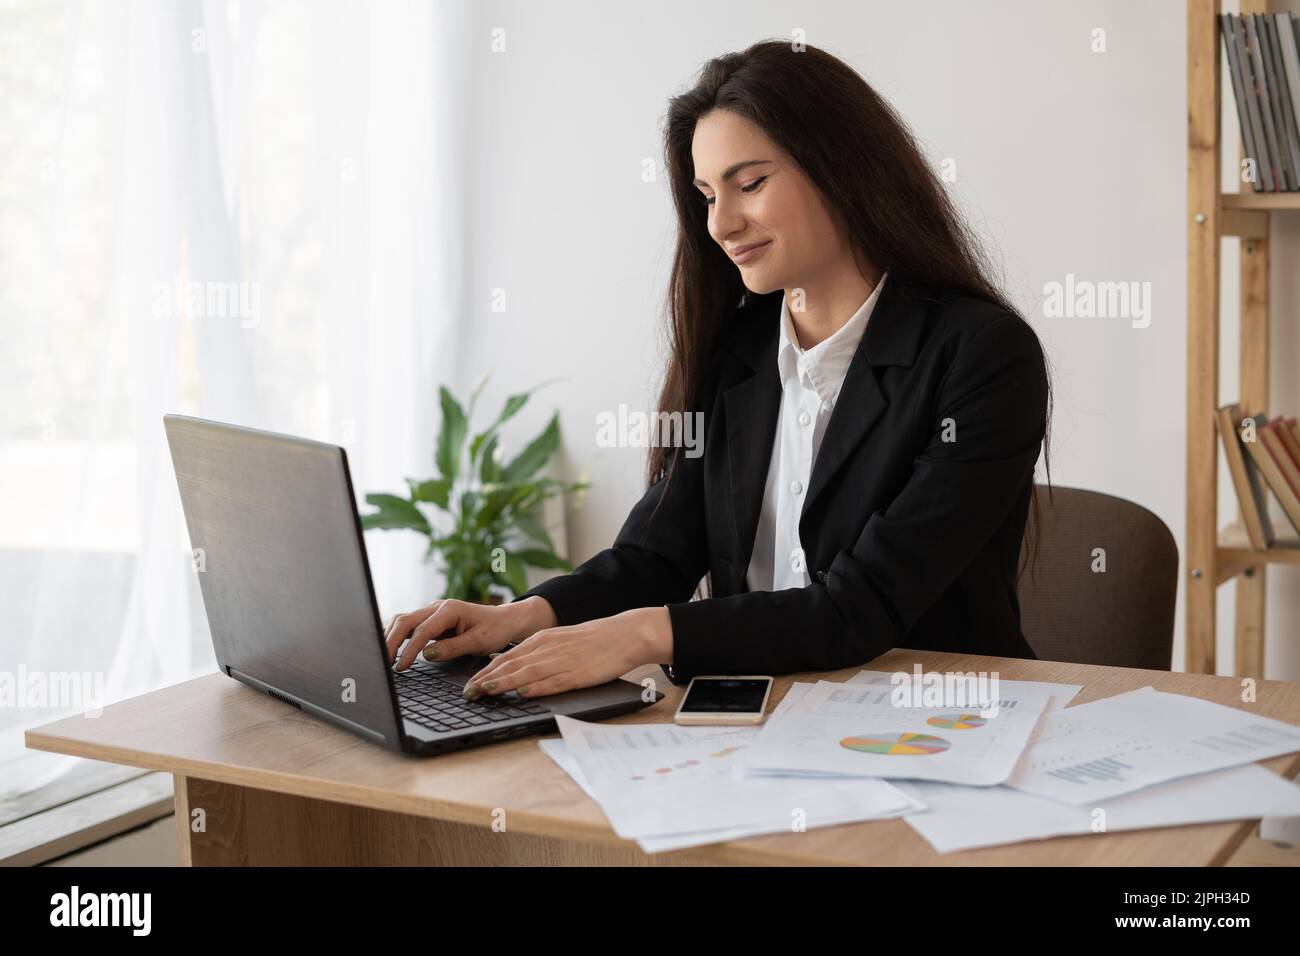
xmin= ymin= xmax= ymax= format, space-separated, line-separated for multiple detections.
xmin=25 ymin=649 xmax=1300 ymax=866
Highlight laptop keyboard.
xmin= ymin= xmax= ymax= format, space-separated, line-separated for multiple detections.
xmin=394 ymin=662 xmax=550 ymax=734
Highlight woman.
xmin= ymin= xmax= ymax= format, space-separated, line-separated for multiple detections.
xmin=385 ymin=39 xmax=1051 ymax=700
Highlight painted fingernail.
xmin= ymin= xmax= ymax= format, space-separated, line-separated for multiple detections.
xmin=462 ymin=683 xmax=482 ymax=700
xmin=423 ymin=644 xmax=439 ymax=661
xmin=517 ymin=685 xmax=529 ymax=696
xmin=483 ymin=681 xmax=497 ymax=693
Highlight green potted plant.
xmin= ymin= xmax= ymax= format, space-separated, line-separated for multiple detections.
xmin=361 ymin=380 xmax=588 ymax=603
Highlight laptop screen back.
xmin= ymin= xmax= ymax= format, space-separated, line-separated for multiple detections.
xmin=164 ymin=415 xmax=403 ymax=748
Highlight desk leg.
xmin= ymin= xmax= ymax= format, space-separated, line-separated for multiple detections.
xmin=172 ymin=774 xmax=710 ymax=866
xmin=172 ymin=774 xmax=194 ymax=865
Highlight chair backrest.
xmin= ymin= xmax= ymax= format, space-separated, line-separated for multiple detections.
xmin=1016 ymin=485 xmax=1178 ymax=670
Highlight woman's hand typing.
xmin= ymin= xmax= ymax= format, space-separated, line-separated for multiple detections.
xmin=384 ymin=595 xmax=558 ymax=671
xmin=460 ymin=606 xmax=674 ymax=701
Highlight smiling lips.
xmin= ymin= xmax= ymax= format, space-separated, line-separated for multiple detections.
xmin=729 ymin=240 xmax=771 ymax=264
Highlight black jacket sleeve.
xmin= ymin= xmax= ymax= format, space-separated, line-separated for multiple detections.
xmin=513 ymin=444 xmax=709 ymax=624
xmin=664 ymin=312 xmax=1048 ymax=677
xmin=513 ymin=352 xmax=723 ymax=625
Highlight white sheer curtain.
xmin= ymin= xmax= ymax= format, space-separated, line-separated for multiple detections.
xmin=0 ymin=0 xmax=469 ymax=798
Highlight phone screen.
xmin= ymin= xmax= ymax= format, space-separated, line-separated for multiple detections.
xmin=679 ymin=678 xmax=769 ymax=714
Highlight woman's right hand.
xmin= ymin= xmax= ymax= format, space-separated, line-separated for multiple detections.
xmin=383 ymin=595 xmax=558 ymax=671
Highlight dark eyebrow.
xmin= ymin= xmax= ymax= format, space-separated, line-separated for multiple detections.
xmin=692 ymin=159 xmax=772 ymax=189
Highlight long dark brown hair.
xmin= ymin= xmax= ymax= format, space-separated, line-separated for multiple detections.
xmin=653 ymin=38 xmax=1053 ymax=584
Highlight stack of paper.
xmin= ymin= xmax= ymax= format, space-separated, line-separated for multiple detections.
xmin=539 ymin=688 xmax=922 ymax=854
xmin=1005 ymin=686 xmax=1300 ymax=802
xmin=905 ymin=686 xmax=1300 ymax=853
xmin=740 ymin=676 xmax=1054 ymax=785
xmin=538 ymin=670 xmax=1300 ymax=856
xmin=899 ymin=764 xmax=1300 ymax=854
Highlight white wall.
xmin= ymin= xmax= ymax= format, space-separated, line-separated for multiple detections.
xmin=446 ymin=0 xmax=1299 ymax=680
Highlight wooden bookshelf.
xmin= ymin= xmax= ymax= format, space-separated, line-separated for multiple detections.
xmin=1220 ymin=190 xmax=1300 ymax=209
xmin=1217 ymin=524 xmax=1300 ymax=583
xmin=1187 ymin=0 xmax=1298 ymax=677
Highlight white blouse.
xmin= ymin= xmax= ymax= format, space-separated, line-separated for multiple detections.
xmin=744 ymin=273 xmax=888 ymax=591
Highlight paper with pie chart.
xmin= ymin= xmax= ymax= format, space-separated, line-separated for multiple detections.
xmin=552 ymin=714 xmax=921 ymax=841
xmin=740 ymin=679 xmax=1053 ymax=785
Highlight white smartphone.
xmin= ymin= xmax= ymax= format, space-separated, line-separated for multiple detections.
xmin=673 ymin=676 xmax=774 ymax=725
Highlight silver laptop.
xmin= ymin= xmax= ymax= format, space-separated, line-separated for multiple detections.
xmin=163 ymin=414 xmax=661 ymax=756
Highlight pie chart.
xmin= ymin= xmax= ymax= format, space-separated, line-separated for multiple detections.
xmin=926 ymin=713 xmax=987 ymax=730
xmin=839 ymin=732 xmax=951 ymax=755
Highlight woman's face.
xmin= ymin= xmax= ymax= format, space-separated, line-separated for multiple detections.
xmin=691 ymin=108 xmax=847 ymax=295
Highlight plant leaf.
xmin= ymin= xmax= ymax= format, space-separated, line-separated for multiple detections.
xmin=459 ymin=488 xmax=479 ymax=526
xmin=466 ymin=372 xmax=491 ymax=424
xmin=469 ymin=391 xmax=528 ymax=464
xmin=444 ymin=564 xmax=466 ymax=601
xmin=495 ymin=558 xmax=528 ymax=597
xmin=470 ymin=571 xmax=495 ymax=602
xmin=513 ymin=510 xmax=553 ymax=551
xmin=407 ymin=477 xmax=452 ymax=509
xmin=362 ymin=493 xmax=431 ymax=534
xmin=502 ymin=412 xmax=560 ymax=483
xmin=475 ymin=485 xmax=521 ymax=528
xmin=478 ymin=434 xmax=500 ymax=483
xmin=435 ymin=386 xmax=469 ymax=481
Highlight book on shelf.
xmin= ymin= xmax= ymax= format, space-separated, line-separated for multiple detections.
xmin=1216 ymin=402 xmax=1275 ymax=548
xmin=1276 ymin=417 xmax=1300 ymax=480
xmin=1267 ymin=14 xmax=1300 ymax=188
xmin=1222 ymin=14 xmax=1268 ymax=191
xmin=1262 ymin=416 xmax=1300 ymax=500
xmin=1220 ymin=11 xmax=1300 ymax=192
xmin=1224 ymin=405 xmax=1300 ymax=544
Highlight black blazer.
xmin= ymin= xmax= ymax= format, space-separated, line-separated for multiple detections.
xmin=519 ymin=274 xmax=1049 ymax=683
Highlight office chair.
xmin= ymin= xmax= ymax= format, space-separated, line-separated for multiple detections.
xmin=1016 ymin=485 xmax=1178 ymax=670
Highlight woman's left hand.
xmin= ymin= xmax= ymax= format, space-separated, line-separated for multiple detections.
xmin=462 ymin=606 xmax=673 ymax=700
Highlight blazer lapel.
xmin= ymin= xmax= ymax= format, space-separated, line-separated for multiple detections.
xmin=800 ymin=276 xmax=929 ymax=523
xmin=723 ymin=292 xmax=783 ymax=583
xmin=717 ymin=277 xmax=931 ymax=585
